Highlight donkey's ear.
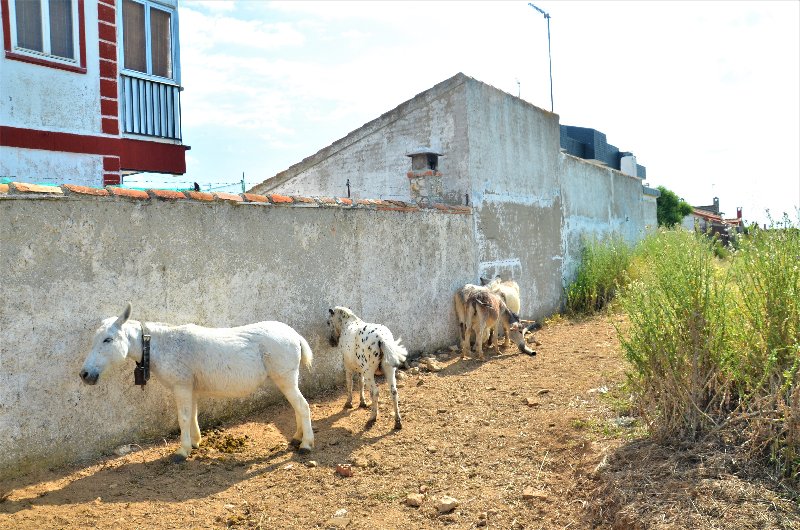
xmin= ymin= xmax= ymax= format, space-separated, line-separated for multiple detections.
xmin=114 ymin=302 xmax=132 ymax=328
xmin=479 ymin=276 xmax=489 ymax=285
xmin=328 ymin=308 xmax=334 ymax=316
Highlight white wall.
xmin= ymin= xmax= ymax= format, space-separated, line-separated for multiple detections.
xmin=0 ymin=190 xmax=473 ymax=478
xmin=0 ymin=147 xmax=102 ymax=186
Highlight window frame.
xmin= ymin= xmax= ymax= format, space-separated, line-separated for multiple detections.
xmin=118 ymin=0 xmax=180 ymax=86
xmin=1 ymin=0 xmax=86 ymax=73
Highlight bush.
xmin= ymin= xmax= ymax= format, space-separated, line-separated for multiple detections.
xmin=566 ymin=234 xmax=632 ymax=315
xmin=618 ymin=229 xmax=732 ymax=440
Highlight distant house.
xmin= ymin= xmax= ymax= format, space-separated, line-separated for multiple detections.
xmin=0 ymin=0 xmax=188 ymax=187
xmin=682 ymin=197 xmax=744 ymax=244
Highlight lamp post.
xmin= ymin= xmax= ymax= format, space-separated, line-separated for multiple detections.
xmin=528 ymin=3 xmax=553 ymax=112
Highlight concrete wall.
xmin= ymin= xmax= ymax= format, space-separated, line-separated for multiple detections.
xmin=464 ymin=80 xmax=564 ymax=318
xmin=250 ymin=73 xmax=658 ymax=320
xmin=250 ymin=75 xmax=472 ymax=205
xmin=0 ymin=185 xmax=473 ymax=478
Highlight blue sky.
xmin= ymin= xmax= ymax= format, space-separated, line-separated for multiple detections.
xmin=127 ymin=0 xmax=800 ymax=226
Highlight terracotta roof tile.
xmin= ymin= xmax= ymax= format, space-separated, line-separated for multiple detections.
xmin=242 ymin=193 xmax=269 ymax=203
xmin=292 ymin=196 xmax=316 ymax=204
xmin=214 ymin=192 xmax=243 ymax=202
xmin=12 ymin=182 xmax=64 ymax=195
xmin=318 ymin=197 xmax=337 ymax=205
xmin=337 ymin=197 xmax=353 ymax=206
xmin=269 ymin=194 xmax=293 ymax=204
xmin=63 ymin=184 xmax=109 ymax=197
xmin=150 ymin=189 xmax=186 ymax=200
xmin=108 ymin=187 xmax=149 ymax=200
xmin=0 ymin=184 xmax=9 ymax=194
xmin=187 ymin=191 xmax=215 ymax=202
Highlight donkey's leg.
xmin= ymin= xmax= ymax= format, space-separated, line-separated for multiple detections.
xmin=271 ymin=372 xmax=314 ymax=453
xmin=344 ymin=366 xmax=355 ymax=409
xmin=172 ymin=385 xmax=195 ymax=462
xmin=385 ymin=364 xmax=402 ymax=430
xmin=461 ymin=308 xmax=474 ymax=359
xmin=358 ymin=374 xmax=368 ymax=409
xmin=364 ymin=372 xmax=379 ymax=429
xmin=190 ymin=395 xmax=201 ymax=449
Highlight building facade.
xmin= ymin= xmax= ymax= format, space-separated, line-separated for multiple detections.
xmin=0 ymin=0 xmax=187 ymax=187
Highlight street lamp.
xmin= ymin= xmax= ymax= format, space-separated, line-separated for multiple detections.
xmin=528 ymin=2 xmax=553 ymax=112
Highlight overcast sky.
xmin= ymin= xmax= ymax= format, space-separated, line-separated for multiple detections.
xmin=128 ymin=0 xmax=800 ymax=226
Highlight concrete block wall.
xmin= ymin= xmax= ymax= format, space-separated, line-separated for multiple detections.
xmin=0 ymin=182 xmax=473 ymax=479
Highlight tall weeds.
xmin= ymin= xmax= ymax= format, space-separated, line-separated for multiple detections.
xmin=619 ymin=230 xmax=732 ymax=440
xmin=566 ymin=234 xmax=632 ymax=314
xmin=565 ymin=218 xmax=800 ymax=485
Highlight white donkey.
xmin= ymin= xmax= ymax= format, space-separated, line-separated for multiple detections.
xmin=80 ymin=303 xmax=315 ymax=461
xmin=327 ymin=306 xmax=407 ymax=430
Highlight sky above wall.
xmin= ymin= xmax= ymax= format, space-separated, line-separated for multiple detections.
xmin=127 ymin=0 xmax=800 ymax=226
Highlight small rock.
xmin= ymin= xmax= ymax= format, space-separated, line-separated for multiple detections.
xmin=436 ymin=495 xmax=459 ymax=514
xmin=522 ymin=487 xmax=547 ymax=500
xmin=437 ymin=408 xmax=447 ymax=414
xmin=419 ymin=485 xmax=428 ymax=494
xmin=114 ymin=445 xmax=132 ymax=456
xmin=352 ymin=456 xmax=369 ymax=468
xmin=405 ymin=493 xmax=425 ymax=507
xmin=93 ymin=497 xmax=102 ymax=504
xmin=223 ymin=503 xmax=235 ymax=511
xmin=305 ymin=460 xmax=319 ymax=468
xmin=334 ymin=509 xmax=348 ymax=518
xmin=335 ymin=464 xmax=353 ymax=477
xmin=477 ymin=520 xmax=487 ymax=527
xmin=537 ymin=389 xmax=550 ymax=395
xmin=396 ymin=371 xmax=407 ymax=381
xmin=416 ymin=379 xmax=424 ymax=386
xmin=283 ymin=463 xmax=294 ymax=470
xmin=485 ymin=386 xmax=496 ymax=391
xmin=525 ymin=398 xmax=539 ymax=407
xmin=409 ymin=367 xmax=420 ymax=375
xmin=325 ymin=517 xmax=350 ymax=529
xmin=426 ymin=445 xmax=438 ymax=453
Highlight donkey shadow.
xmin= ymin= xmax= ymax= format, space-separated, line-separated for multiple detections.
xmin=0 ymin=389 xmax=403 ymax=514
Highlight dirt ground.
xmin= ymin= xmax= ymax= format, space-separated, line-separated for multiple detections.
xmin=1 ymin=315 xmax=798 ymax=529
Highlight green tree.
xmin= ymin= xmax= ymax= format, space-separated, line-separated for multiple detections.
xmin=656 ymin=185 xmax=693 ymax=227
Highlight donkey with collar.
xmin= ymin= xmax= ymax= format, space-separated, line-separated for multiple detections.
xmin=80 ymin=303 xmax=315 ymax=461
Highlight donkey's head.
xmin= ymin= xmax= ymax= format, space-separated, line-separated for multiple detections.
xmin=80 ymin=303 xmax=133 ymax=385
xmin=503 ymin=309 xmax=538 ymax=357
xmin=327 ymin=306 xmax=355 ymax=347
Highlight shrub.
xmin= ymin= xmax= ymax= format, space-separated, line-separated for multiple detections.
xmin=566 ymin=234 xmax=632 ymax=315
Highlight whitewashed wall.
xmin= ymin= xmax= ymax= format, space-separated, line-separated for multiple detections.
xmin=0 ymin=190 xmax=473 ymax=478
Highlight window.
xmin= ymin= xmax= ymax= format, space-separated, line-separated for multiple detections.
xmin=7 ymin=0 xmax=79 ymax=63
xmin=122 ymin=0 xmax=175 ymax=80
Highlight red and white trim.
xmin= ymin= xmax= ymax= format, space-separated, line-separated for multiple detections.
xmin=0 ymin=126 xmax=189 ymax=184
xmin=97 ymin=0 xmax=119 ymax=135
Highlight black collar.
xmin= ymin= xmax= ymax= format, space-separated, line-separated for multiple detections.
xmin=134 ymin=322 xmax=151 ymax=388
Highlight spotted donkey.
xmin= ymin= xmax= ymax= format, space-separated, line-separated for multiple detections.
xmin=327 ymin=306 xmax=407 ymax=430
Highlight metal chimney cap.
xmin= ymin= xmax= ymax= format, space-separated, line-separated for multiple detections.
xmin=406 ymin=148 xmax=443 ymax=157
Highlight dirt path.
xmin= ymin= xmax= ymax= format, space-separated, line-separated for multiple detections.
xmin=1 ymin=315 xmax=797 ymax=529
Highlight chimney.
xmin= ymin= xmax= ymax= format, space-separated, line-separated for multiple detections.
xmin=713 ymin=197 xmax=719 ymax=213
xmin=737 ymin=207 xmax=742 ymax=219
xmin=406 ymin=148 xmax=443 ymax=206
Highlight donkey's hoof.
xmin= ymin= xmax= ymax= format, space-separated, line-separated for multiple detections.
xmin=358 ymin=401 xmax=369 ymax=409
xmin=289 ymin=438 xmax=301 ymax=448
xmin=394 ymin=420 xmax=403 ymax=430
xmin=364 ymin=418 xmax=376 ymax=430
xmin=171 ymin=453 xmax=187 ymax=464
xmin=344 ymin=401 xmax=354 ymax=409
xmin=191 ymin=443 xmax=200 ymax=450
xmin=297 ymin=446 xmax=312 ymax=455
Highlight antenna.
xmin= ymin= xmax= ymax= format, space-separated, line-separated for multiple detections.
xmin=528 ymin=3 xmax=554 ymax=112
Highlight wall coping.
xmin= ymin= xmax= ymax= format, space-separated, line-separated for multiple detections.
xmin=0 ymin=182 xmax=472 ymax=214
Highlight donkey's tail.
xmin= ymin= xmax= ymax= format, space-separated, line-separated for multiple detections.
xmin=298 ymin=334 xmax=313 ymax=371
xmin=379 ymin=336 xmax=408 ymax=368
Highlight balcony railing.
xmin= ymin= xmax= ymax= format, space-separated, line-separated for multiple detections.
xmin=120 ymin=74 xmax=182 ymax=141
